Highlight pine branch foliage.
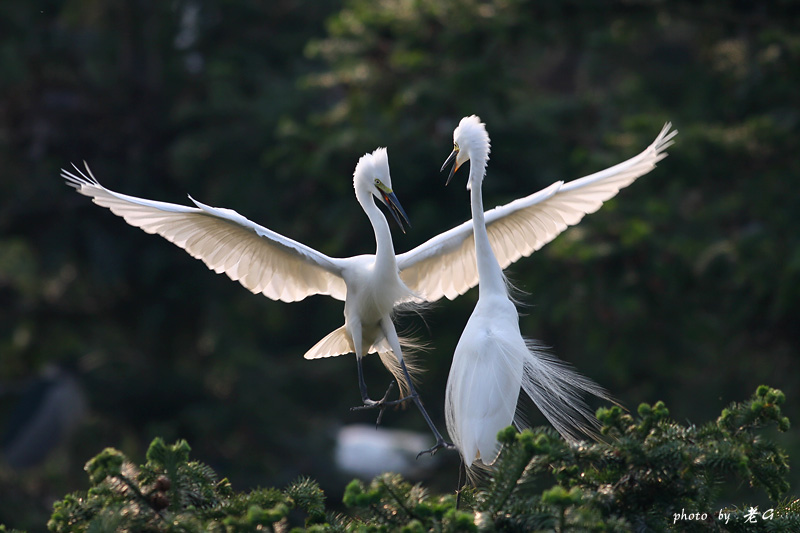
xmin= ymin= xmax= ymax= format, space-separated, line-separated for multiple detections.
xmin=34 ymin=386 xmax=797 ymax=532
xmin=46 ymin=438 xmax=338 ymax=532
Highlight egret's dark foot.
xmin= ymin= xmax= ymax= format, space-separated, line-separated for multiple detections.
xmin=416 ymin=438 xmax=454 ymax=459
xmin=350 ymin=381 xmax=413 ymax=425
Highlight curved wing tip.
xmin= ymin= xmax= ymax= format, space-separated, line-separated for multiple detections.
xmin=187 ymin=194 xmax=206 ymax=209
xmin=62 ymin=161 xmax=101 ymax=189
xmin=62 ymin=169 xmax=88 ymax=189
xmin=653 ymin=124 xmax=678 ymax=155
xmin=658 ymin=122 xmax=678 ymax=143
xmin=62 ymin=172 xmax=81 ymax=189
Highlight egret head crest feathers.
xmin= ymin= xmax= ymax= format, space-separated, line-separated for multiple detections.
xmin=355 ymin=147 xmax=392 ymax=191
xmin=354 ymin=147 xmax=410 ymax=232
xmin=441 ymin=115 xmax=491 ymax=189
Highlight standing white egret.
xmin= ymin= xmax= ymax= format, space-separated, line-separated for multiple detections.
xmin=439 ymin=116 xmax=676 ymax=472
xmin=63 ymin=148 xmax=451 ymax=454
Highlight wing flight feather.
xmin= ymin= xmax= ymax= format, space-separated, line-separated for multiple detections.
xmin=63 ymin=164 xmax=347 ymax=302
xmin=398 ymin=123 xmax=676 ymax=301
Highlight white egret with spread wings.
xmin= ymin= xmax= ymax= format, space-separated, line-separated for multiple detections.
xmin=439 ymin=116 xmax=676 ymax=474
xmin=64 ymin=148 xmax=452 ymax=454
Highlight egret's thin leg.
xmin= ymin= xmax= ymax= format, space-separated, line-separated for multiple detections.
xmin=350 ymin=322 xmax=410 ymax=421
xmin=348 ymin=322 xmax=374 ymax=404
xmin=352 ymin=357 xmax=411 ymax=404
xmin=455 ymin=460 xmax=464 ymax=509
xmin=379 ymin=318 xmax=453 ymax=456
xmin=355 ymin=353 xmax=371 ymax=404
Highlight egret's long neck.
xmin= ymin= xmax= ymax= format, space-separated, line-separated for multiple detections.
xmin=357 ymin=188 xmax=396 ymax=271
xmin=469 ymin=158 xmax=506 ymax=298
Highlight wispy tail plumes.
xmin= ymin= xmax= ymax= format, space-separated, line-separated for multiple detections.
xmin=516 ymin=339 xmax=614 ymax=442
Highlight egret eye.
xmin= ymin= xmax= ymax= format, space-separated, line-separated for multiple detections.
xmin=374 ymin=178 xmax=380 ymax=185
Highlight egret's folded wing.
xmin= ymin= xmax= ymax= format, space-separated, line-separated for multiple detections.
xmin=63 ymin=164 xmax=347 ymax=303
xmin=398 ymin=123 xmax=676 ymax=301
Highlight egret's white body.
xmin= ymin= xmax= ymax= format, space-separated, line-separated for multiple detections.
xmin=441 ymin=116 xmax=676 ymax=471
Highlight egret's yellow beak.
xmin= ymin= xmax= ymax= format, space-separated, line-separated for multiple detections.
xmin=441 ymin=148 xmax=460 ymax=186
xmin=376 ymin=183 xmax=411 ymax=233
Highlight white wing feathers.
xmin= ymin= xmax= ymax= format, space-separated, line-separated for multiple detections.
xmin=398 ymin=122 xmax=677 ymax=301
xmin=63 ymin=164 xmax=347 ymax=303
xmin=63 ymin=123 xmax=675 ymax=306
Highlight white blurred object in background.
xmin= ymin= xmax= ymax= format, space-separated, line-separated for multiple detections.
xmin=335 ymin=424 xmax=438 ymax=479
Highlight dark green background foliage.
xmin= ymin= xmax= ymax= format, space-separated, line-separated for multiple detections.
xmin=1 ymin=0 xmax=798 ymax=530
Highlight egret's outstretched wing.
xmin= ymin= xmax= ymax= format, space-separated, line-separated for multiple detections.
xmin=63 ymin=164 xmax=347 ymax=303
xmin=398 ymin=123 xmax=676 ymax=301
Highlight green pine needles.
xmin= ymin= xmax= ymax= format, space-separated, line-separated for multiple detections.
xmin=47 ymin=437 xmax=340 ymax=532
xmin=33 ymin=386 xmax=797 ymax=532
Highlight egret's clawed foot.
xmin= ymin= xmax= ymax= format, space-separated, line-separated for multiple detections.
xmin=416 ymin=438 xmax=454 ymax=459
xmin=350 ymin=381 xmax=413 ymax=426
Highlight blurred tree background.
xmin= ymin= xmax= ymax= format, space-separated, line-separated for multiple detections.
xmin=0 ymin=0 xmax=798 ymax=530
